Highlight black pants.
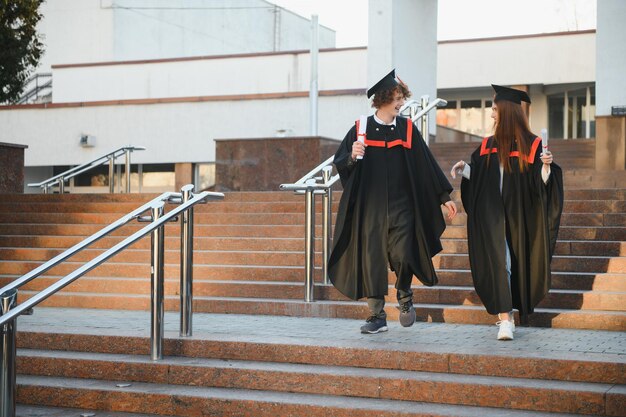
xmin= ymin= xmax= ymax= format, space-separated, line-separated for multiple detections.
xmin=367 ymin=194 xmax=415 ymax=319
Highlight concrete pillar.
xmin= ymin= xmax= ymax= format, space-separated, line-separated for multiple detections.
xmin=368 ymin=0 xmax=437 ymax=136
xmin=596 ymin=0 xmax=626 ymax=117
xmin=175 ymin=163 xmax=193 ymax=191
xmin=596 ymin=116 xmax=626 ymax=170
xmin=0 ymin=143 xmax=28 ymax=193
xmin=596 ymin=0 xmax=626 ymax=169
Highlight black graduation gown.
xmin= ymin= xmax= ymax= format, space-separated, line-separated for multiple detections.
xmin=460 ymin=135 xmax=564 ymax=319
xmin=328 ymin=116 xmax=453 ymax=301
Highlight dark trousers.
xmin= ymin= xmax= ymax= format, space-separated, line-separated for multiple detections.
xmin=367 ymin=194 xmax=415 ymax=319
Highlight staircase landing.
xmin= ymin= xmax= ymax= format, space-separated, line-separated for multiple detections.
xmin=16 ymin=308 xmax=626 ymax=417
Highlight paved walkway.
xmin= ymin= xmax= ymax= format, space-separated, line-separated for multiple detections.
xmin=16 ymin=308 xmax=626 ymax=361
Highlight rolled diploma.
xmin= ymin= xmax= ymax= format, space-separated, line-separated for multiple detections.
xmin=541 ymin=128 xmax=548 ymax=152
xmin=356 ymin=115 xmax=367 ymax=160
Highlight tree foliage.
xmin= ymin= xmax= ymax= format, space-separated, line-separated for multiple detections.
xmin=0 ymin=0 xmax=45 ymax=103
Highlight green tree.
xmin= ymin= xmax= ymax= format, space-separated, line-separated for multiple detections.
xmin=0 ymin=0 xmax=45 ymax=103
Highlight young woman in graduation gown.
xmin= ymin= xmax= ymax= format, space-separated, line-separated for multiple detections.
xmin=451 ymin=85 xmax=563 ymax=340
xmin=329 ymin=69 xmax=457 ymax=334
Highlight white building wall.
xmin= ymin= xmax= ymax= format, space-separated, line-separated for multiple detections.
xmin=37 ymin=0 xmax=115 ymax=71
xmin=0 ymin=95 xmax=367 ymax=167
xmin=53 ymin=48 xmax=367 ymax=103
xmin=438 ymin=32 xmax=596 ymax=88
xmin=35 ymin=0 xmax=334 ymax=73
xmin=1 ymin=31 xmax=598 ymax=171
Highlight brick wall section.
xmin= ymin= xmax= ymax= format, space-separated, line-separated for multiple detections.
xmin=0 ymin=142 xmax=28 ymax=193
xmin=215 ymin=136 xmax=341 ymax=191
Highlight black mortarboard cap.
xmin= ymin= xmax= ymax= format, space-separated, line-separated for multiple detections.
xmin=367 ymin=69 xmax=399 ymax=99
xmin=492 ymin=84 xmax=531 ymax=104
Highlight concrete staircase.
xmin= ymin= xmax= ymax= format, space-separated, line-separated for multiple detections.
xmin=1 ymin=137 xmax=625 ymax=415
xmin=13 ymin=310 xmax=626 ymax=417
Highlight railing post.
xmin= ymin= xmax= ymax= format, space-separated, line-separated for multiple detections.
xmin=0 ymin=289 xmax=18 ymax=417
xmin=322 ymin=166 xmax=333 ymax=285
xmin=43 ymin=184 xmax=49 ymax=194
xmin=58 ymin=177 xmax=64 ymax=194
xmin=108 ymin=155 xmax=115 ymax=194
xmin=180 ymin=184 xmax=194 ymax=337
xmin=150 ymin=202 xmax=165 ymax=360
xmin=304 ymin=180 xmax=316 ymax=302
xmin=420 ymin=95 xmax=429 ymax=145
xmin=124 ymin=148 xmax=132 ymax=193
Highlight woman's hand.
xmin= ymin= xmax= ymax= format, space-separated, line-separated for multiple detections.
xmin=351 ymin=140 xmax=366 ymax=160
xmin=444 ymin=201 xmax=457 ymax=220
xmin=450 ymin=160 xmax=466 ymax=179
xmin=540 ymin=150 xmax=553 ymax=166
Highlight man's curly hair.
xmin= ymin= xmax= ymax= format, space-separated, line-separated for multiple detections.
xmin=371 ymin=83 xmax=412 ymax=109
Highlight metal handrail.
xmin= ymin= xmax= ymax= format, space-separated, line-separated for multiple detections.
xmin=401 ymin=96 xmax=448 ymax=145
xmin=280 ymin=96 xmax=447 ymax=302
xmin=28 ymin=145 xmax=146 ymax=194
xmin=0 ymin=185 xmax=224 ymax=417
xmin=0 ymin=189 xmax=222 ymax=327
xmin=16 ymin=73 xmax=52 ymax=104
xmin=280 ymin=179 xmax=335 ymax=302
xmin=0 ymin=192 xmax=176 ymax=297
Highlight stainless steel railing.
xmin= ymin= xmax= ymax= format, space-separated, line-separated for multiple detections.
xmin=0 ymin=185 xmax=224 ymax=417
xmin=400 ymin=95 xmax=448 ymax=145
xmin=279 ymin=96 xmax=447 ymax=302
xmin=28 ymin=145 xmax=146 ymax=194
xmin=280 ymin=168 xmax=339 ymax=302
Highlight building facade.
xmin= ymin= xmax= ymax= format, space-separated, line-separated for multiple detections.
xmin=0 ymin=2 xmax=604 ymax=192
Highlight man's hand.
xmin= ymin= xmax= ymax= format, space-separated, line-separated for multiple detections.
xmin=351 ymin=140 xmax=366 ymax=160
xmin=444 ymin=200 xmax=457 ymax=220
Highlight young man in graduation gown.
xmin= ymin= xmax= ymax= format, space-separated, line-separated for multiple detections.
xmin=328 ymin=69 xmax=457 ymax=334
xmin=451 ymin=85 xmax=564 ymax=340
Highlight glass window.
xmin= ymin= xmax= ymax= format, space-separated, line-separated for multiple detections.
xmin=195 ymin=163 xmax=216 ymax=191
xmin=436 ymin=100 xmax=459 ymax=130
xmin=459 ymin=100 xmax=484 ymax=135
xmin=548 ymin=96 xmax=564 ymax=139
xmin=141 ymin=163 xmax=175 ymax=188
xmin=461 ymin=100 xmax=481 ymax=109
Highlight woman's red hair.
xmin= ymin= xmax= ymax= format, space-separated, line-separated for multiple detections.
xmin=491 ymin=100 xmax=533 ymax=173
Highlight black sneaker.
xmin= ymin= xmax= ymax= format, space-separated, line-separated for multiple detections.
xmin=360 ymin=315 xmax=388 ymax=334
xmin=399 ymin=300 xmax=416 ymax=327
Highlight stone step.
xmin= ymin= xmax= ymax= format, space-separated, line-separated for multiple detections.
xmin=1 ymin=198 xmax=625 ymax=215
xmin=17 ymin=311 xmax=626 ymax=385
xmin=17 ymin=375 xmax=600 ymax=417
xmin=1 ymin=235 xmax=624 ymax=257
xmin=16 ymin=349 xmax=620 ymax=416
xmin=8 ymin=278 xmax=625 ymax=312
xmin=4 ymin=186 xmax=624 ymax=203
xmin=1 ymin=252 xmax=623 ymax=276
xmin=4 ymin=269 xmax=624 ymax=293
xmin=0 ymin=223 xmax=624 ymax=241
xmin=434 ymin=270 xmax=626 ymax=292
xmin=2 ymin=247 xmax=625 ymax=272
xmin=14 ymin=293 xmax=626 ymax=331
xmin=0 ymin=200 xmax=342 ymax=214
xmin=0 ymin=235 xmax=309 ymax=251
xmin=2 ymin=211 xmax=623 ymax=227
xmin=16 ymin=404 xmax=178 ymax=417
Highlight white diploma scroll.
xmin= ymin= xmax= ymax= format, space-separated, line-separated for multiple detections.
xmin=541 ymin=128 xmax=548 ymax=152
xmin=356 ymin=115 xmax=367 ymax=160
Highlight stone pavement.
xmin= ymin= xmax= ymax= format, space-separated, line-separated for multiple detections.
xmin=17 ymin=307 xmax=626 ymax=360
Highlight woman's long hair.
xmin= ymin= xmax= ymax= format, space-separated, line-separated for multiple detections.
xmin=492 ymin=100 xmax=533 ymax=173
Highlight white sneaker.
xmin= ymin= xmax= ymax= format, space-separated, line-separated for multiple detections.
xmin=497 ymin=320 xmax=514 ymax=341
xmin=498 ymin=313 xmax=516 ymax=333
